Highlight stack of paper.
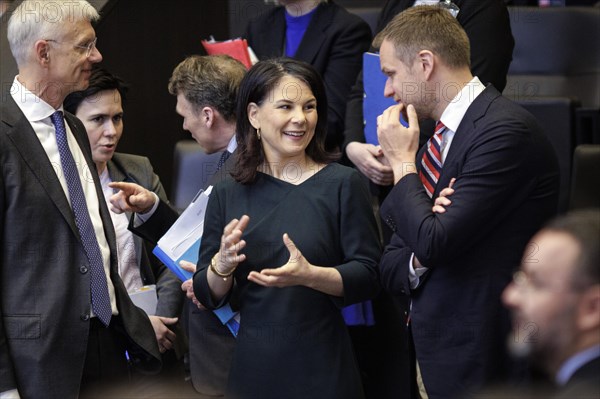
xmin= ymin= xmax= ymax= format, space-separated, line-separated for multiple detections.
xmin=152 ymin=186 xmax=240 ymax=338
xmin=153 ymin=187 xmax=212 ymax=281
xmin=129 ymin=285 xmax=158 ymax=316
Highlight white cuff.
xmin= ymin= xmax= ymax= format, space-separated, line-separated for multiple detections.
xmin=0 ymin=389 xmax=21 ymax=399
xmin=408 ymin=253 xmax=429 ymax=289
xmin=133 ymin=192 xmax=160 ymax=227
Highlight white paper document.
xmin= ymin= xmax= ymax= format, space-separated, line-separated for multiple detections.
xmin=153 ymin=186 xmax=212 ymax=281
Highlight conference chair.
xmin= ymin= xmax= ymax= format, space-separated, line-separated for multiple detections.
xmin=171 ymin=140 xmax=221 ymax=212
xmin=569 ymin=144 xmax=600 ymax=210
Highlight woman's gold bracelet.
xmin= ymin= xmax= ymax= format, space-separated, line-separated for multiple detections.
xmin=209 ymin=254 xmax=235 ymax=280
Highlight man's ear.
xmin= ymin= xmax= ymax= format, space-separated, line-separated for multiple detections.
xmin=418 ymin=50 xmax=435 ymax=81
xmin=577 ymin=284 xmax=600 ymax=332
xmin=247 ymin=102 xmax=260 ymax=130
xmin=202 ymin=107 xmax=215 ymax=129
xmin=34 ymin=40 xmax=51 ymax=66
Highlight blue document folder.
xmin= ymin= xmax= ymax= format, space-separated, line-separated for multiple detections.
xmin=152 ymin=186 xmax=240 ymax=337
xmin=153 ymin=241 xmax=198 ymax=282
xmin=363 ymin=52 xmax=408 ymax=145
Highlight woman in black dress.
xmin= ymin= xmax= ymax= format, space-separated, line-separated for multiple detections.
xmin=193 ymin=58 xmax=381 ymax=399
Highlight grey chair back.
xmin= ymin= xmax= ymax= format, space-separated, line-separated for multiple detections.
xmin=569 ymin=144 xmax=600 ymax=210
xmin=171 ymin=140 xmax=221 ymax=211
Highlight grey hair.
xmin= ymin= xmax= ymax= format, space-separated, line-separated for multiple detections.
xmin=7 ymin=0 xmax=99 ymax=67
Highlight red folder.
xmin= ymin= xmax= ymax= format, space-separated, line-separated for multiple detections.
xmin=201 ymin=38 xmax=252 ymax=69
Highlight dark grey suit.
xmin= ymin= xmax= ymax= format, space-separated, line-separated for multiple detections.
xmin=130 ymin=151 xmax=237 ymax=396
xmin=0 ymin=95 xmax=161 ymax=399
xmin=107 ymin=153 xmax=184 ymax=318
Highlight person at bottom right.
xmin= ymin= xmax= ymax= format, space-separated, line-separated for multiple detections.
xmin=374 ymin=6 xmax=560 ymax=399
xmin=502 ymin=209 xmax=600 ymax=399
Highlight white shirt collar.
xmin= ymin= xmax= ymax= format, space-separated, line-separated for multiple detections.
xmin=226 ymin=134 xmax=238 ymax=153
xmin=10 ymin=76 xmax=63 ymax=122
xmin=438 ymin=76 xmax=486 ymax=133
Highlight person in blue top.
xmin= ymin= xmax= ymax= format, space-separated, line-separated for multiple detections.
xmin=245 ymin=0 xmax=372 ymax=151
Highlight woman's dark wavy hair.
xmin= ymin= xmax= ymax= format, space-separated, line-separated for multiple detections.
xmin=232 ymin=58 xmax=337 ymax=184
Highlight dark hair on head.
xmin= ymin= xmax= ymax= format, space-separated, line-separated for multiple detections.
xmin=168 ymin=54 xmax=246 ymax=122
xmin=64 ymin=66 xmax=129 ymax=115
xmin=544 ymin=209 xmax=600 ymax=290
xmin=232 ymin=58 xmax=336 ymax=184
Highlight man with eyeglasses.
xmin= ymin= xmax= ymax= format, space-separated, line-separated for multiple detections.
xmin=502 ymin=210 xmax=600 ymax=398
xmin=45 ymin=37 xmax=98 ymax=58
xmin=0 ymin=1 xmax=161 ymax=398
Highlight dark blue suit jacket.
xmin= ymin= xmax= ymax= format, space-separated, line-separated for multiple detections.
xmin=379 ymin=86 xmax=559 ymax=398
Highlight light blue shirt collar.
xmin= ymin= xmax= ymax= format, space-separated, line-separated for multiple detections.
xmin=556 ymin=345 xmax=600 ymax=386
xmin=226 ymin=135 xmax=237 ymax=154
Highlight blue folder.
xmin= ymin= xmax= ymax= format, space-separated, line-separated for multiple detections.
xmin=363 ymin=52 xmax=408 ymax=145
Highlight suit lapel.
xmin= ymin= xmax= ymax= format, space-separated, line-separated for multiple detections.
xmin=294 ymin=3 xmax=330 ymax=64
xmin=107 ymin=157 xmax=127 ymax=182
xmin=107 ymin=154 xmax=145 ymax=271
xmin=107 ymin=155 xmax=135 ymax=220
xmin=3 ymin=98 xmax=80 ymax=237
xmin=434 ymin=86 xmax=501 ymax=196
xmin=64 ymin=111 xmax=119 ymax=270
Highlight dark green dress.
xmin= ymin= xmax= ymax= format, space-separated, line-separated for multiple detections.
xmin=195 ymin=163 xmax=381 ymax=399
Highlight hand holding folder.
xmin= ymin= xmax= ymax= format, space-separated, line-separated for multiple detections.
xmin=152 ymin=186 xmax=240 ymax=337
xmin=153 ymin=187 xmax=212 ymax=281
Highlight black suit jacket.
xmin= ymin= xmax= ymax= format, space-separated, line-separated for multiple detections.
xmin=343 ymin=0 xmax=515 ymax=149
xmin=379 ymin=86 xmax=559 ymax=398
xmin=129 ymin=150 xmax=237 ymax=396
xmin=555 ymin=356 xmax=600 ymax=399
xmin=245 ymin=1 xmax=372 ymax=150
xmin=0 ymin=95 xmax=161 ymax=398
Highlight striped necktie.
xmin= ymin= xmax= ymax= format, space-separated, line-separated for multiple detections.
xmin=216 ymin=150 xmax=231 ymax=171
xmin=419 ymin=121 xmax=447 ymax=198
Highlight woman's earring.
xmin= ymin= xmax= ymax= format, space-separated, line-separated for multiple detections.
xmin=256 ymin=128 xmax=261 ymax=141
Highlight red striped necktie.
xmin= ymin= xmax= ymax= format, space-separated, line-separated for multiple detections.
xmin=419 ymin=121 xmax=447 ymax=198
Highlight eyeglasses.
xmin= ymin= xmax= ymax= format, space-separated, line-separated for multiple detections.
xmin=45 ymin=37 xmax=98 ymax=57
xmin=512 ymin=271 xmax=529 ymax=288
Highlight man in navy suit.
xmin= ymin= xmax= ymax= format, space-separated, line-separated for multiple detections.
xmin=503 ymin=210 xmax=600 ymax=399
xmin=374 ymin=6 xmax=559 ymax=399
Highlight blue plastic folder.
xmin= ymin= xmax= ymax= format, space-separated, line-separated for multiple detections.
xmin=152 ymin=186 xmax=240 ymax=337
xmin=152 ymin=187 xmax=212 ymax=282
xmin=362 ymin=52 xmax=408 ymax=145
xmin=153 ymin=241 xmax=198 ymax=281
